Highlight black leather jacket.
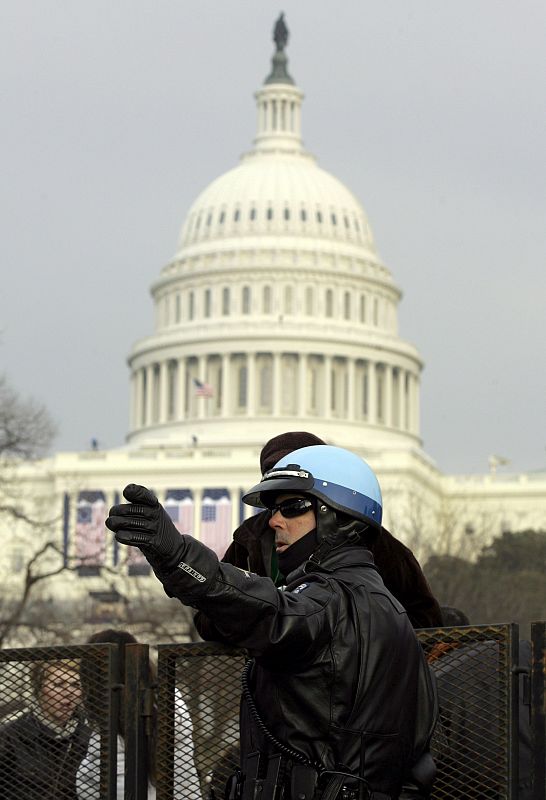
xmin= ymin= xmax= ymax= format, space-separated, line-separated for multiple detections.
xmin=0 ymin=711 xmax=90 ymax=800
xmin=163 ymin=539 xmax=437 ymax=799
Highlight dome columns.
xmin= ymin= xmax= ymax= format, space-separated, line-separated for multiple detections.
xmin=128 ymin=352 xmax=421 ymax=442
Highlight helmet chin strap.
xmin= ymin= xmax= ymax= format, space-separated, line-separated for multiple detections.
xmin=306 ymin=503 xmax=368 ymax=566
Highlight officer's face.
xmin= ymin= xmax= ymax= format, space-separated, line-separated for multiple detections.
xmin=268 ymin=493 xmax=316 ymax=553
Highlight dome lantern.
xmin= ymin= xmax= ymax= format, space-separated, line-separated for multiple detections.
xmin=252 ymin=14 xmax=304 ymax=155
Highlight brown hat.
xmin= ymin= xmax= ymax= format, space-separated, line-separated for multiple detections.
xmin=259 ymin=431 xmax=326 ymax=474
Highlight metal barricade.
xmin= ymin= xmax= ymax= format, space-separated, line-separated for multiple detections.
xmin=0 ymin=625 xmax=544 ymax=799
xmin=417 ymin=623 xmax=519 ymax=799
xmin=531 ymin=622 xmax=546 ymax=800
xmin=156 ymin=642 xmax=246 ymax=800
xmin=0 ymin=643 xmax=120 ymax=799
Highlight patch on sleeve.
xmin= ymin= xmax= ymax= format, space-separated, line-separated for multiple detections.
xmin=292 ymin=582 xmax=310 ymax=594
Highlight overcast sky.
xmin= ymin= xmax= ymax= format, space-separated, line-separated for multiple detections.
xmin=1 ymin=1 xmax=545 ymax=475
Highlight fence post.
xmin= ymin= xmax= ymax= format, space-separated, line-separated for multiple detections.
xmin=125 ymin=642 xmax=151 ymax=800
xmin=531 ymin=622 xmax=546 ymax=800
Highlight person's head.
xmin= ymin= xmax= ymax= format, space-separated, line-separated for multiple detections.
xmin=81 ymin=629 xmax=157 ymax=785
xmin=85 ymin=628 xmax=138 ymax=683
xmin=259 ymin=432 xmax=325 ymax=475
xmin=244 ymin=445 xmax=382 ymax=559
xmin=267 ymin=493 xmax=317 ymax=552
xmin=30 ymin=660 xmax=82 ymax=727
xmin=440 ymin=606 xmax=470 ymax=627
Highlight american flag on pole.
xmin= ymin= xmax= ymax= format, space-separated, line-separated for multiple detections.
xmin=193 ymin=377 xmax=214 ymax=398
xmin=200 ymin=489 xmax=232 ymax=557
xmin=165 ymin=489 xmax=194 ymax=535
xmin=75 ymin=491 xmax=107 ymax=573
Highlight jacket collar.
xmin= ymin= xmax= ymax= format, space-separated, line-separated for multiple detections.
xmin=284 ymin=546 xmax=377 ymax=584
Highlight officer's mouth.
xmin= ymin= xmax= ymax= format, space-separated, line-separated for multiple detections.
xmin=275 ymin=541 xmax=289 ymax=553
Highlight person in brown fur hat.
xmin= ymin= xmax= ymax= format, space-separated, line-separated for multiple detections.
xmin=193 ymin=431 xmax=441 ymax=641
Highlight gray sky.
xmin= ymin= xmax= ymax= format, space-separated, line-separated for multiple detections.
xmin=1 ymin=1 xmax=545 ymax=475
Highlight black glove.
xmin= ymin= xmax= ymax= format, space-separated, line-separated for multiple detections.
xmin=106 ymin=484 xmax=186 ymax=578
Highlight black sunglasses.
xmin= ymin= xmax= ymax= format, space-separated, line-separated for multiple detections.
xmin=268 ymin=497 xmax=313 ymax=518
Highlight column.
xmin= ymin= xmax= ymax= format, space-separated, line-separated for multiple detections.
xmin=384 ymin=363 xmax=393 ymax=428
xmin=197 ymin=355 xmax=206 ymax=419
xmin=397 ymin=368 xmax=405 ymax=430
xmin=412 ymin=373 xmax=421 ymax=435
xmin=159 ymin=360 xmax=169 ymax=424
xmin=297 ymin=354 xmax=307 ymax=417
xmin=272 ymin=352 xmax=282 ymax=415
xmin=145 ymin=364 xmax=154 ymax=427
xmin=367 ymin=361 xmax=377 ymax=424
xmin=177 ymin=356 xmax=186 ymax=421
xmin=323 ymin=355 xmax=332 ymax=419
xmin=132 ymin=371 xmax=141 ymax=430
xmin=346 ymin=357 xmax=355 ymax=420
xmin=246 ymin=352 xmax=256 ymax=416
xmin=222 ymin=353 xmax=231 ymax=417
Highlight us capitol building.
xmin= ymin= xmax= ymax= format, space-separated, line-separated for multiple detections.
xmin=9 ymin=21 xmax=546 ymax=614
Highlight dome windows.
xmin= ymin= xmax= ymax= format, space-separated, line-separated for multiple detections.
xmin=249 ymin=207 xmax=257 ymax=221
xmin=325 ymin=289 xmax=334 ymax=318
xmin=242 ymin=286 xmax=251 ymax=315
xmin=263 ymin=285 xmax=272 ymax=313
xmin=219 ymin=210 xmax=226 ymax=225
xmin=233 ymin=208 xmax=240 ymax=222
xmin=222 ymin=287 xmax=231 ymax=316
xmin=204 ymin=289 xmax=212 ymax=318
xmin=283 ymin=208 xmax=290 ymax=221
xmin=331 ymin=213 xmax=337 ymax=226
xmin=316 ymin=210 xmax=323 ymax=224
xmin=267 ymin=207 xmax=274 ymax=221
xmin=300 ymin=208 xmax=307 ymax=222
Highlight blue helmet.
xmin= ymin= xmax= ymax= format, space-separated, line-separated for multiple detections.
xmin=242 ymin=444 xmax=382 ymax=529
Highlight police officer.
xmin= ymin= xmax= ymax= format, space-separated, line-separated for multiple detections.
xmin=106 ymin=445 xmax=437 ymax=800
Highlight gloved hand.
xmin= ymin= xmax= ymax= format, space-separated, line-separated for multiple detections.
xmin=105 ymin=484 xmax=186 ymax=578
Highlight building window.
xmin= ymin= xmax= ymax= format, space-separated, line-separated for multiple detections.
xmin=300 ymin=208 xmax=307 ymax=221
xmin=331 ymin=213 xmax=337 ymax=225
xmin=152 ymin=364 xmax=160 ymax=423
xmin=206 ymin=213 xmax=212 ymax=226
xmin=204 ymin=289 xmax=212 ymax=318
xmin=325 ymin=289 xmax=333 ymax=318
xmin=284 ymin=286 xmax=293 ymax=314
xmin=238 ymin=365 xmax=247 ymax=407
xmin=222 ymin=287 xmax=230 ymax=316
xmin=360 ymin=295 xmax=366 ymax=323
xmin=234 ymin=209 xmax=240 ymax=222
xmin=305 ymin=286 xmax=314 ymax=315
xmin=263 ymin=285 xmax=272 ymax=313
xmin=316 ymin=210 xmax=323 ymax=224
xmin=344 ymin=291 xmax=351 ymax=320
xmin=167 ymin=361 xmax=177 ymax=420
xmin=250 ymin=208 xmax=256 ymax=221
xmin=188 ymin=291 xmax=195 ymax=321
xmin=175 ymin=293 xmax=181 ymax=323
xmin=242 ymin=286 xmax=251 ymax=314
xmin=344 ymin=216 xmax=350 ymax=229
xmin=267 ymin=207 xmax=273 ymax=220
xmin=259 ymin=363 xmax=272 ymax=408
xmin=219 ymin=211 xmax=225 ymax=224
xmin=284 ymin=208 xmax=290 ymax=220
xmin=373 ymin=297 xmax=379 ymax=326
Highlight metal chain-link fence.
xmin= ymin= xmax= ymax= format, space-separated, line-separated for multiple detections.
xmin=0 ymin=624 xmax=544 ymax=799
xmin=417 ymin=624 xmax=519 ymax=799
xmin=0 ymin=643 xmax=119 ymax=800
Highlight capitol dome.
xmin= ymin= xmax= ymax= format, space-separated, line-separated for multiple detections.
xmin=126 ymin=23 xmax=423 ymax=458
